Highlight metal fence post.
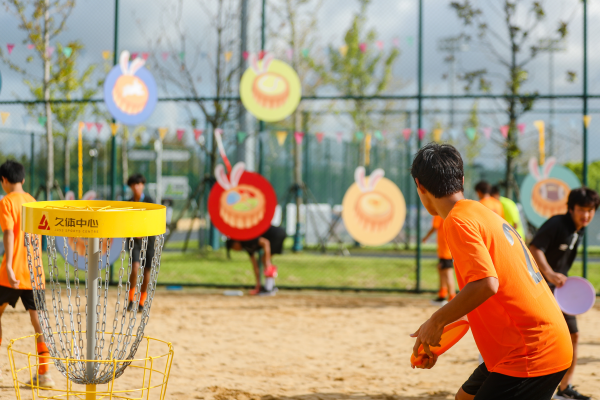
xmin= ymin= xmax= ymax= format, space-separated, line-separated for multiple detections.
xmin=110 ymin=0 xmax=119 ymax=201
xmin=30 ymin=132 xmax=35 ymax=194
xmin=582 ymin=0 xmax=588 ymax=279
xmin=415 ymin=0 xmax=424 ymax=293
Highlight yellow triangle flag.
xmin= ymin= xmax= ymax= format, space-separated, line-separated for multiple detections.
xmin=102 ymin=50 xmax=111 ymax=60
xmin=0 ymin=112 xmax=9 ymax=124
xmin=276 ymin=131 xmax=288 ymax=146
xmin=339 ymin=45 xmax=348 ymax=57
xmin=365 ymin=134 xmax=372 ymax=166
xmin=584 ymin=115 xmax=592 ymax=128
xmin=225 ymin=51 xmax=232 ymax=62
xmin=110 ymin=123 xmax=119 ymax=136
xmin=433 ymin=128 xmax=443 ymax=142
xmin=534 ymin=120 xmax=545 ymax=165
xmin=159 ymin=127 xmax=168 ymax=140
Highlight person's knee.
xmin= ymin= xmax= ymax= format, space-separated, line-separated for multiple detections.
xmin=571 ymin=332 xmax=579 ymax=345
xmin=455 ymin=387 xmax=474 ymax=400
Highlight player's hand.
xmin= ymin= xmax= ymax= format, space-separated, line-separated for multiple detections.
xmin=7 ymin=269 xmax=20 ymax=289
xmin=411 ymin=354 xmax=439 ymax=369
xmin=410 ymin=319 xmax=444 ymax=367
xmin=551 ymin=272 xmax=567 ymax=288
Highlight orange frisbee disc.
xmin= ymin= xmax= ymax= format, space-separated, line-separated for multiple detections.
xmin=411 ymin=320 xmax=470 ymax=367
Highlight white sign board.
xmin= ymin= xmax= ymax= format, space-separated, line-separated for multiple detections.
xmin=147 ymin=176 xmax=190 ymax=200
xmin=128 ymin=149 xmax=191 ymax=162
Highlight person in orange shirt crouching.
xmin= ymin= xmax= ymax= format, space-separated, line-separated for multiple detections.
xmin=475 ymin=180 xmax=504 ymax=218
xmin=0 ymin=161 xmax=54 ymax=388
xmin=422 ymin=215 xmax=455 ymax=305
xmin=410 ymin=144 xmax=571 ymax=400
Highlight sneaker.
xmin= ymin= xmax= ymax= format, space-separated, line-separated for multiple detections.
xmin=430 ymin=297 xmax=448 ymax=306
xmin=554 ymin=385 xmax=591 ymax=400
xmin=24 ymin=372 xmax=56 ymax=388
xmin=127 ymin=301 xmax=144 ymax=312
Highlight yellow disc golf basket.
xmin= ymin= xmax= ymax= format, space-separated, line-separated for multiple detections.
xmin=9 ymin=200 xmax=174 ymax=400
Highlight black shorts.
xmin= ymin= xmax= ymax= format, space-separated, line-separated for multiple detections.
xmin=462 ymin=363 xmax=567 ymax=400
xmin=563 ymin=313 xmax=578 ymax=334
xmin=439 ymin=258 xmax=453 ymax=270
xmin=131 ymin=237 xmax=156 ymax=265
xmin=0 ymin=286 xmax=37 ymax=310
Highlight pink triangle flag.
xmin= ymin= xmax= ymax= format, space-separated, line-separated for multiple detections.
xmin=294 ymin=131 xmax=304 ymax=144
xmin=483 ymin=127 xmax=492 ymax=139
xmin=242 ymin=51 xmax=249 ymax=60
xmin=27 ymin=44 xmax=35 ymax=50
xmin=162 ymin=52 xmax=169 ymax=61
xmin=336 ymin=132 xmax=343 ymax=144
xmin=500 ymin=125 xmax=509 ymax=138
xmin=47 ymin=46 xmax=55 ymax=56
xmin=376 ymin=40 xmax=384 ymax=50
xmin=7 ymin=44 xmax=14 ymax=55
xmin=131 ymin=52 xmax=139 ymax=59
xmin=402 ymin=128 xmax=412 ymax=141
xmin=177 ymin=129 xmax=185 ymax=141
xmin=418 ymin=128 xmax=425 ymax=141
xmin=359 ymin=43 xmax=367 ymax=53
xmin=315 ymin=132 xmax=324 ymax=143
xmin=392 ymin=38 xmax=400 ymax=48
xmin=86 ymin=122 xmax=95 ymax=132
xmin=95 ymin=122 xmax=103 ymax=133
xmin=141 ymin=52 xmax=149 ymax=60
xmin=194 ymin=129 xmax=203 ymax=141
xmin=517 ymin=123 xmax=526 ymax=135
xmin=286 ymin=48 xmax=293 ymax=60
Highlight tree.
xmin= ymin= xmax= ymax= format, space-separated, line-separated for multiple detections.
xmin=450 ymin=0 xmax=571 ymax=197
xmin=565 ymin=160 xmax=600 ymax=194
xmin=1 ymin=0 xmax=77 ymax=199
xmin=306 ymin=0 xmax=400 ymax=166
xmin=23 ymin=41 xmax=97 ymax=193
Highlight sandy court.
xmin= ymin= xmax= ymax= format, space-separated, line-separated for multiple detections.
xmin=0 ymin=290 xmax=599 ymax=399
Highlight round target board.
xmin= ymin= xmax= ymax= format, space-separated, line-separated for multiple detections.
xmin=208 ymin=162 xmax=277 ymax=241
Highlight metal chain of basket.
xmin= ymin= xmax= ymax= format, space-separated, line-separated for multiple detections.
xmin=24 ymin=233 xmax=164 ymax=385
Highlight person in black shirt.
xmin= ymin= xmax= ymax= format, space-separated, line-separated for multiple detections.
xmin=126 ymin=174 xmax=156 ymax=311
xmin=226 ymin=225 xmax=286 ymax=295
xmin=529 ymin=187 xmax=600 ymax=400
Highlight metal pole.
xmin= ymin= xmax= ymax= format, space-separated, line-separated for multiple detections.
xmin=110 ymin=0 xmax=119 ymax=200
xmin=415 ymin=0 xmax=423 ymax=293
xmin=86 ymin=237 xmax=100 ymax=398
xmin=30 ymin=132 xmax=35 ymax=194
xmin=155 ymin=140 xmax=163 ymax=205
xmin=582 ymin=0 xmax=588 ymax=278
xmin=237 ymin=0 xmax=248 ymax=163
xmin=257 ymin=0 xmax=266 ymax=175
xmin=405 ymin=112 xmax=411 ymax=250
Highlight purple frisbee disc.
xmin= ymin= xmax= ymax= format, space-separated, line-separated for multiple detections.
xmin=554 ymin=276 xmax=596 ymax=316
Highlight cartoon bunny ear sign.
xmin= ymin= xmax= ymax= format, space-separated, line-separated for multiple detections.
xmin=367 ymin=168 xmax=385 ymax=191
xmin=528 ymin=157 xmax=541 ymax=181
xmin=261 ymin=53 xmax=274 ymax=72
xmin=129 ymin=57 xmax=146 ymax=75
xmin=230 ymin=162 xmax=246 ymax=187
xmin=119 ymin=51 xmax=130 ymax=75
xmin=543 ymin=157 xmax=557 ymax=179
xmin=215 ymin=164 xmax=232 ymax=190
xmin=354 ymin=166 xmax=367 ymax=192
xmin=249 ymin=53 xmax=260 ymax=74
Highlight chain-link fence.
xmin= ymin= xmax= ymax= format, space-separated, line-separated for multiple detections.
xmin=0 ymin=0 xmax=599 ymax=293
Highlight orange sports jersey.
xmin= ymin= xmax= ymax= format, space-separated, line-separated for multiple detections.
xmin=0 ymin=191 xmax=42 ymax=290
xmin=432 ymin=216 xmax=452 ymax=259
xmin=479 ymin=196 xmax=505 ymax=218
xmin=444 ymin=200 xmax=572 ymax=378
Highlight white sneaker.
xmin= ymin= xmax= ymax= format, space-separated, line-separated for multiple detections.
xmin=24 ymin=372 xmax=56 ymax=388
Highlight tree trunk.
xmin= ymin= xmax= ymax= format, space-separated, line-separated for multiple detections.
xmin=44 ymin=0 xmax=53 ymax=200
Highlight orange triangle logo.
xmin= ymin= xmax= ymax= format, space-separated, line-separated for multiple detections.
xmin=38 ymin=215 xmax=50 ymax=230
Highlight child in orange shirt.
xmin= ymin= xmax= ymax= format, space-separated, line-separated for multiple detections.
xmin=0 ymin=161 xmax=54 ymax=387
xmin=410 ymin=144 xmax=571 ymax=400
xmin=422 ymin=215 xmax=455 ymax=305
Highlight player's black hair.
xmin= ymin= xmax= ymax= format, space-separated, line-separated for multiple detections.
xmin=490 ymin=185 xmax=501 ymax=196
xmin=567 ymin=187 xmax=600 ymax=211
xmin=0 ymin=160 xmax=25 ymax=184
xmin=127 ymin=173 xmax=146 ymax=186
xmin=410 ymin=143 xmax=464 ymax=198
xmin=474 ymin=181 xmax=492 ymax=195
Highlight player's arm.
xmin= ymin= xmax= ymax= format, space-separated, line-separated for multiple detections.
xmin=258 ymin=237 xmax=272 ymax=267
xmin=422 ymin=227 xmax=435 ymax=243
xmin=411 ymin=276 xmax=498 ymax=369
xmin=529 ymin=244 xmax=566 ymax=288
xmin=3 ymin=229 xmax=19 ymax=288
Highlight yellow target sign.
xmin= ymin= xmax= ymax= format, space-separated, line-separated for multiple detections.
xmin=342 ymin=167 xmax=406 ymax=246
xmin=240 ymin=53 xmax=301 ymax=122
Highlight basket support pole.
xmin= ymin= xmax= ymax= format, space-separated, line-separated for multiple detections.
xmin=86 ymin=238 xmax=101 ymax=395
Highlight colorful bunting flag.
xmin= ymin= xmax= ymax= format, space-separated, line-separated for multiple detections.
xmin=142 ymin=52 xmax=149 ymax=60
xmin=517 ymin=122 xmax=526 ymax=134
xmin=433 ymin=128 xmax=443 ymax=142
xmin=225 ymin=51 xmax=233 ymax=62
xmin=315 ymin=132 xmax=324 ymax=143
xmin=162 ymin=52 xmax=169 ymax=61
xmin=7 ymin=44 xmax=14 ymax=55
xmin=359 ymin=43 xmax=367 ymax=53
xmin=27 ymin=44 xmax=35 ymax=50
xmin=62 ymin=47 xmax=72 ymax=57
xmin=178 ymin=52 xmax=185 ymax=61
xmin=339 ymin=45 xmax=348 ymax=57
xmin=242 ymin=51 xmax=249 ymax=60
xmin=237 ymin=131 xmax=247 ymax=143
xmin=38 ymin=116 xmax=47 ymax=126
xmin=407 ymin=36 xmax=414 ymax=46
xmin=418 ymin=128 xmax=425 ymax=141
xmin=392 ymin=38 xmax=400 ymax=48
xmin=276 ymin=131 xmax=288 ymax=146
xmin=47 ymin=46 xmax=55 ymax=57
xmin=111 ymin=123 xmax=120 ymax=136
xmin=402 ymin=128 xmax=412 ymax=142
xmin=482 ymin=127 xmax=492 ymax=139
xmin=500 ymin=125 xmax=509 ymax=138
xmin=301 ymin=48 xmax=309 ymax=58
xmin=95 ymin=122 xmax=103 ymax=133
xmin=376 ymin=40 xmax=384 ymax=50
xmin=258 ymin=50 xmax=266 ymax=60
xmin=286 ymin=48 xmax=293 ymax=60
xmin=177 ymin=129 xmax=185 ymax=141
xmin=158 ymin=127 xmax=168 ymax=140
xmin=355 ymin=131 xmax=364 ymax=140
xmin=584 ymin=115 xmax=592 ymax=128
xmin=374 ymin=130 xmax=383 ymax=140
xmin=102 ymin=50 xmax=111 ymax=60
xmin=465 ymin=127 xmax=476 ymax=141
xmin=85 ymin=122 xmax=94 ymax=132
xmin=336 ymin=132 xmax=343 ymax=144
xmin=131 ymin=52 xmax=139 ymax=59
xmin=534 ymin=120 xmax=545 ymax=164
xmin=0 ymin=112 xmax=9 ymax=125
xmin=194 ymin=129 xmax=203 ymax=141
xmin=294 ymin=131 xmax=304 ymax=144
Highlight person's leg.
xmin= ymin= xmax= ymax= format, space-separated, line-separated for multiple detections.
xmin=436 ymin=261 xmax=448 ymax=299
xmin=129 ymin=261 xmax=140 ymax=301
xmin=444 ymin=267 xmax=456 ymax=300
xmin=560 ymin=332 xmax=579 ymax=390
xmin=28 ymin=303 xmax=50 ymax=376
xmin=455 ymin=387 xmax=475 ymax=400
xmin=458 ymin=363 xmax=489 ymax=400
xmin=0 ymin=302 xmax=8 ymax=345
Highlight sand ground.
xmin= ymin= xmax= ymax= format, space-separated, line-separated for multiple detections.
xmin=0 ymin=290 xmax=599 ymax=399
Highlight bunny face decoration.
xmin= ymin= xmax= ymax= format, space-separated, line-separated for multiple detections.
xmin=520 ymin=157 xmax=581 ymax=228
xmin=239 ymin=52 xmax=301 ymax=122
xmin=208 ymin=162 xmax=278 ymax=240
xmin=103 ymin=50 xmax=158 ymax=125
xmin=341 ymin=167 xmax=406 ymax=246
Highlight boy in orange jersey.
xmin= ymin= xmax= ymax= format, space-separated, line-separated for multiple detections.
xmin=474 ymin=180 xmax=504 ymax=218
xmin=422 ymin=215 xmax=455 ymax=305
xmin=410 ymin=144 xmax=572 ymax=400
xmin=0 ymin=161 xmax=54 ymax=387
